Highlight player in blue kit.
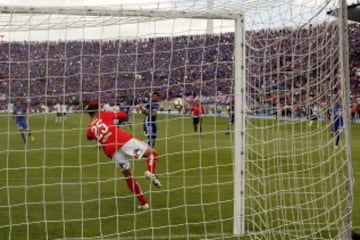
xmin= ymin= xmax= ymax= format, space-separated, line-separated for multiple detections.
xmin=118 ymin=97 xmax=133 ymax=131
xmin=331 ymin=98 xmax=343 ymax=148
xmin=225 ymin=99 xmax=235 ymax=135
xmin=13 ymin=99 xmax=34 ymax=143
xmin=140 ymin=92 xmax=160 ymax=148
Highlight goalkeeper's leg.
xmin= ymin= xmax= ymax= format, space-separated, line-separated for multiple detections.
xmin=113 ymin=150 xmax=149 ymax=209
xmin=119 ymin=139 xmax=161 ymax=188
xmin=144 ymin=149 xmax=161 ymax=188
xmin=123 ymin=171 xmax=149 ymax=210
xmin=145 ymin=149 xmax=158 ymax=174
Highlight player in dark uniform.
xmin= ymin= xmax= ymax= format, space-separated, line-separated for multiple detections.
xmin=140 ymin=92 xmax=160 ymax=148
xmin=13 ymin=99 xmax=34 ymax=143
xmin=225 ymin=99 xmax=234 ymax=135
xmin=331 ymin=99 xmax=344 ymax=148
xmin=118 ymin=98 xmax=133 ymax=131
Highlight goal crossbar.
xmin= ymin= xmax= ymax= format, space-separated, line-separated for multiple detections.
xmin=0 ymin=5 xmax=242 ymax=20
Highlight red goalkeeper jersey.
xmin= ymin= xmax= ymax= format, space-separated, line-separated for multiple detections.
xmin=86 ymin=111 xmax=131 ymax=158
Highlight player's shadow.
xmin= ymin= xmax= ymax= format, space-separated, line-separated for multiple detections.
xmin=353 ymin=230 xmax=360 ymax=240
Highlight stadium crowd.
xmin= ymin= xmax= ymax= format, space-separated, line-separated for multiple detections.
xmin=0 ymin=22 xmax=359 ymax=118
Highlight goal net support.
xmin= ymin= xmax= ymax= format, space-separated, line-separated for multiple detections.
xmin=0 ymin=0 xmax=353 ymax=239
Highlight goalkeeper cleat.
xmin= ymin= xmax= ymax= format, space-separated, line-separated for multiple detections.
xmin=138 ymin=203 xmax=150 ymax=210
xmin=145 ymin=170 xmax=162 ymax=188
xmin=30 ymin=135 xmax=35 ymax=141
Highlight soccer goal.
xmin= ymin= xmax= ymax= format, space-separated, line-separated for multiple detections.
xmin=0 ymin=0 xmax=353 ymax=239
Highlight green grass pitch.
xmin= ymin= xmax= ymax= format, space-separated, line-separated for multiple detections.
xmin=0 ymin=112 xmax=359 ymax=239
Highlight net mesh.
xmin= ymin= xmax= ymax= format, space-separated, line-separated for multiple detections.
xmin=0 ymin=1 xmax=353 ymax=239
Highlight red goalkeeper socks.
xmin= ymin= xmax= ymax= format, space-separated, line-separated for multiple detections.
xmin=146 ymin=150 xmax=158 ymax=173
xmin=125 ymin=176 xmax=147 ymax=205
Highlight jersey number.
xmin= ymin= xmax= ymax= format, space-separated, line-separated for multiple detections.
xmin=91 ymin=119 xmax=109 ymax=142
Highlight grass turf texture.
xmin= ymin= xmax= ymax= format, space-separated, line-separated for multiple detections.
xmin=0 ymin=112 xmax=359 ymax=239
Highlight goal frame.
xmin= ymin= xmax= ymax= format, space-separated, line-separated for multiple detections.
xmin=337 ymin=1 xmax=353 ymax=239
xmin=233 ymin=15 xmax=246 ymax=236
xmin=0 ymin=4 xmax=247 ymax=236
xmin=0 ymin=5 xmax=239 ymax=20
xmin=0 ymin=2 xmax=353 ymax=238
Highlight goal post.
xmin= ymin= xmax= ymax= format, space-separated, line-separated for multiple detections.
xmin=233 ymin=14 xmax=246 ymax=236
xmin=337 ymin=1 xmax=353 ymax=239
xmin=0 ymin=0 xmax=354 ymax=239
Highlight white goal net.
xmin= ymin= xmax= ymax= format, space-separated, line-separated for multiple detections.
xmin=0 ymin=0 xmax=353 ymax=239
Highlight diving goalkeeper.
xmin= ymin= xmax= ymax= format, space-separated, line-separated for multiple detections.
xmin=84 ymin=100 xmax=161 ymax=210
